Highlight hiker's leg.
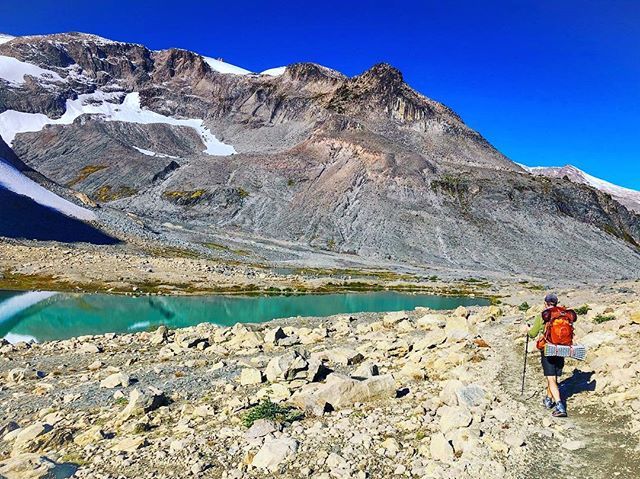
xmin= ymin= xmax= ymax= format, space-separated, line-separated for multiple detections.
xmin=547 ymin=375 xmax=561 ymax=403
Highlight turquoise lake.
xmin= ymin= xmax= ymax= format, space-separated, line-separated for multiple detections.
xmin=0 ymin=290 xmax=488 ymax=343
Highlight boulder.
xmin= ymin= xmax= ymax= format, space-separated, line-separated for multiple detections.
xmin=150 ymin=326 xmax=168 ymax=345
xmin=100 ymin=372 xmax=131 ymax=389
xmin=264 ymin=327 xmax=287 ymax=344
xmin=251 ymin=436 xmax=298 ymax=471
xmin=326 ymin=452 xmax=352 ymax=477
xmin=256 ymin=383 xmax=292 ymax=403
xmin=448 ymin=428 xmax=481 ymax=456
xmin=312 ymin=348 xmax=364 ymax=366
xmin=398 ymin=362 xmax=427 ymax=381
xmin=298 ymin=327 xmax=327 ymax=345
xmin=79 ymin=343 xmax=101 ymax=354
xmin=453 ymin=306 xmax=469 ymax=318
xmin=117 ymin=387 xmax=167 ymax=423
xmin=291 ymin=374 xmax=396 ymax=415
xmin=244 ymin=419 xmax=279 ymax=440
xmin=413 ymin=329 xmax=447 ymax=350
xmin=111 ymin=436 xmax=148 ymax=452
xmin=377 ymin=339 xmax=410 ymax=357
xmin=430 ymin=432 xmax=454 ymax=461
xmin=383 ymin=311 xmax=408 ymax=327
xmin=175 ymin=332 xmax=208 ymax=349
xmin=0 ymin=421 xmax=19 ymax=438
xmin=6 ymin=368 xmax=42 ymax=383
xmin=73 ymin=426 xmax=106 ymax=446
xmin=13 ymin=423 xmax=51 ymax=452
xmin=445 ymin=316 xmax=473 ymax=341
xmin=0 ymin=454 xmax=58 ymax=479
xmin=439 ymin=405 xmax=473 ymax=433
xmin=265 ymin=350 xmax=309 ymax=382
xmin=416 ymin=313 xmax=447 ymax=330
xmin=351 ymin=362 xmax=379 ymax=380
xmin=440 ymin=380 xmax=464 ymax=406
xmin=227 ymin=325 xmax=263 ymax=349
xmin=456 ymin=383 xmax=488 ymax=408
xmin=240 ymin=368 xmax=264 ymax=386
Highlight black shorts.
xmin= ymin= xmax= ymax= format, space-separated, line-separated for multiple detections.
xmin=541 ymin=352 xmax=564 ymax=377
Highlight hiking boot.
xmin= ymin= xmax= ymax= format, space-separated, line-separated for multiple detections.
xmin=552 ymin=403 xmax=567 ymax=418
xmin=543 ymin=396 xmax=555 ymax=409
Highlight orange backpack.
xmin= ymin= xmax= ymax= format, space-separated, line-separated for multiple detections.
xmin=536 ymin=306 xmax=577 ymax=350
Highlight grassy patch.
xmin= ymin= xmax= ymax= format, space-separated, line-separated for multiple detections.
xmin=525 ymin=284 xmax=545 ymax=291
xmin=242 ymin=399 xmax=304 ymax=428
xmin=145 ymin=246 xmax=202 ymax=259
xmin=94 ymin=185 xmax=138 ymax=202
xmin=67 ymin=165 xmax=107 ymax=187
xmin=164 ymin=189 xmax=207 ymax=200
xmin=60 ymin=453 xmax=89 ymax=466
xmin=203 ymin=243 xmax=253 ymax=257
xmin=518 ymin=302 xmax=530 ymax=312
xmin=594 ymin=314 xmax=615 ymax=324
xmin=574 ymin=304 xmax=591 ymax=315
xmin=431 ymin=174 xmax=465 ymax=195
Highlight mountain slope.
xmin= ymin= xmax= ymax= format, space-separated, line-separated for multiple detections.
xmin=0 ymin=135 xmax=117 ymax=244
xmin=0 ymin=32 xmax=638 ymax=279
xmin=521 ymin=164 xmax=640 ymax=214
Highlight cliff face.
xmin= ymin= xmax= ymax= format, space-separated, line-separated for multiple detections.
xmin=1 ymin=32 xmax=638 ymax=279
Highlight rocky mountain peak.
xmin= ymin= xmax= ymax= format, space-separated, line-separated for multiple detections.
xmin=283 ymin=62 xmax=346 ymax=83
xmin=358 ymin=62 xmax=404 ymax=85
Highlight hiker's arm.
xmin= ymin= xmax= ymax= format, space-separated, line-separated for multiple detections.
xmin=527 ymin=315 xmax=543 ymax=338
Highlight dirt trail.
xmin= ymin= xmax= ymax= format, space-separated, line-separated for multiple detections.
xmin=492 ymin=316 xmax=640 ymax=479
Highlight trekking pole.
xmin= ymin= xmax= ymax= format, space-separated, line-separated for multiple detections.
xmin=521 ymin=333 xmax=529 ymax=395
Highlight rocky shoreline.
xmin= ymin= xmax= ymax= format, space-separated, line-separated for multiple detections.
xmin=1 ymin=282 xmax=639 ymax=478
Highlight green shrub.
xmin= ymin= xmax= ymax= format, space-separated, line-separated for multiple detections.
xmin=242 ymin=399 xmax=304 ymax=428
xmin=518 ymin=302 xmax=530 ymax=312
xmin=594 ymin=314 xmax=615 ymax=324
xmin=574 ymin=305 xmax=591 ymax=315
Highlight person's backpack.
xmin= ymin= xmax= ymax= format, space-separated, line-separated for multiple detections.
xmin=536 ymin=306 xmax=577 ymax=350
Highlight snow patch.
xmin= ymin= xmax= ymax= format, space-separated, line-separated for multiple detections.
xmin=260 ymin=66 xmax=287 ymax=76
xmin=133 ymin=145 xmax=179 ymax=159
xmin=0 ymin=33 xmax=15 ymax=45
xmin=0 ymin=91 xmax=236 ymax=155
xmin=0 ymin=55 xmax=63 ymax=85
xmin=0 ymin=158 xmax=96 ymax=221
xmin=202 ymin=56 xmax=251 ymax=75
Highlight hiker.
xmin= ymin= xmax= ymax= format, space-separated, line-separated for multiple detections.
xmin=525 ymin=293 xmax=570 ymax=417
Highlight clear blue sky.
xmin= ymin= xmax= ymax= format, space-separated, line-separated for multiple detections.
xmin=2 ymin=0 xmax=639 ymax=189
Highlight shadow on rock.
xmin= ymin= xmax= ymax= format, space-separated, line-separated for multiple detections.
xmin=560 ymin=369 xmax=596 ymax=400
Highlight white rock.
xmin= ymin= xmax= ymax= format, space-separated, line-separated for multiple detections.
xmin=111 ymin=436 xmax=147 ymax=452
xmin=430 ymin=432 xmax=454 ymax=461
xmin=240 ymin=368 xmax=264 ymax=385
xmin=383 ymin=311 xmax=408 ymax=326
xmin=0 ymin=453 xmax=57 ymax=479
xmin=439 ymin=405 xmax=472 ymax=433
xmin=562 ymin=440 xmax=586 ymax=451
xmin=99 ymin=372 xmax=131 ymax=389
xmin=251 ymin=436 xmax=298 ymax=471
